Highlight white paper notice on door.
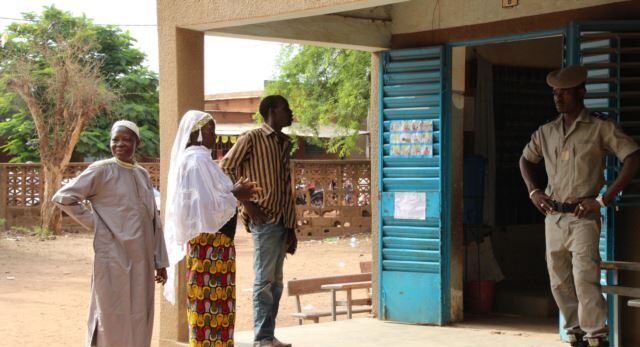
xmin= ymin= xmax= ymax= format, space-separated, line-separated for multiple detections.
xmin=394 ymin=192 xmax=426 ymax=220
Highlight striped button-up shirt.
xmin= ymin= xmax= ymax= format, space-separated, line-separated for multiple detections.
xmin=220 ymin=123 xmax=296 ymax=231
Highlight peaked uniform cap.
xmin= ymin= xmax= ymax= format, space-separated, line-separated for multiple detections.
xmin=546 ymin=65 xmax=588 ymax=89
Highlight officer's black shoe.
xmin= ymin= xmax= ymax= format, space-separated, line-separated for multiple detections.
xmin=568 ymin=333 xmax=586 ymax=347
xmin=585 ymin=337 xmax=609 ymax=347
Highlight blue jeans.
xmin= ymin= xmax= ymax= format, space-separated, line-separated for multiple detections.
xmin=250 ymin=222 xmax=289 ymax=342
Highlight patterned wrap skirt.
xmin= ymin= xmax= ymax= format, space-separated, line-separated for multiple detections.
xmin=186 ymin=232 xmax=236 ymax=347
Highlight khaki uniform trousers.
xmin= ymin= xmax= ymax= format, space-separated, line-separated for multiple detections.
xmin=545 ymin=213 xmax=608 ymax=338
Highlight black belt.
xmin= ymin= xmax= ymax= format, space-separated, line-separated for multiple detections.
xmin=550 ymin=201 xmax=579 ymax=213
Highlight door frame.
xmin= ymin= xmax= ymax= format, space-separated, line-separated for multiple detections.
xmin=444 ymin=26 xmax=566 ymax=324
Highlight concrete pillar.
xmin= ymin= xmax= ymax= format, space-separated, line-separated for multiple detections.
xmin=369 ymin=52 xmax=380 ymax=317
xmin=449 ymin=46 xmax=466 ymax=323
xmin=158 ymin=24 xmax=205 ymax=346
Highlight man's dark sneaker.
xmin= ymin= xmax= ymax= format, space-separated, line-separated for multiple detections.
xmin=586 ymin=337 xmax=609 ymax=347
xmin=568 ymin=333 xmax=586 ymax=347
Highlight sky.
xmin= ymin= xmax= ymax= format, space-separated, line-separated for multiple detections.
xmin=0 ymin=0 xmax=285 ymax=94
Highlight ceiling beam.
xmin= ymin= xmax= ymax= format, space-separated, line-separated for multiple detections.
xmin=181 ymin=0 xmax=409 ymax=31
xmin=208 ymin=14 xmax=391 ymax=52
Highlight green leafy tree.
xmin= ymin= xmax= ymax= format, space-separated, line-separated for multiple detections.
xmin=0 ymin=6 xmax=159 ymax=232
xmin=0 ymin=7 xmax=159 ymax=162
xmin=0 ymin=99 xmax=38 ymax=162
xmin=263 ymin=45 xmax=370 ymax=157
xmin=75 ymin=25 xmax=159 ymax=160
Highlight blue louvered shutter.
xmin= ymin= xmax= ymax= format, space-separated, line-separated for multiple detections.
xmin=564 ymin=21 xmax=640 ymax=346
xmin=377 ymin=46 xmax=451 ymax=324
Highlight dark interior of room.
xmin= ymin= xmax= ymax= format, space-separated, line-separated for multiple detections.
xmin=462 ymin=36 xmax=562 ymax=320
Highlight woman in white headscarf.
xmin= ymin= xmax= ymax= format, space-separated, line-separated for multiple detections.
xmin=53 ymin=120 xmax=169 ymax=347
xmin=164 ymin=110 xmax=257 ymax=347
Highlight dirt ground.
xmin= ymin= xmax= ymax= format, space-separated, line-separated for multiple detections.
xmin=0 ymin=228 xmax=372 ymax=346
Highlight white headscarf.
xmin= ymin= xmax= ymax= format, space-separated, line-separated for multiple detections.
xmin=111 ymin=120 xmax=140 ymax=138
xmin=163 ymin=110 xmax=237 ymax=304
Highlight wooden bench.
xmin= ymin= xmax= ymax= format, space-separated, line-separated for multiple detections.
xmin=600 ymin=260 xmax=640 ymax=346
xmin=287 ymin=272 xmax=372 ymax=324
xmin=601 ymin=261 xmax=640 ymax=301
xmin=322 ymin=280 xmax=372 ymax=321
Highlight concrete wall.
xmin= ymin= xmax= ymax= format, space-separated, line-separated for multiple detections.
xmin=158 ymin=3 xmax=205 ymax=345
xmin=391 ymin=1 xmax=640 ymax=48
xmin=159 ymin=0 xmax=408 ymax=30
xmin=450 ymin=46 xmax=466 ymax=322
xmin=391 ymin=0 xmax=630 ymax=34
xmin=204 ymin=92 xmax=260 ymax=125
xmin=474 ymin=37 xmax=563 ymax=69
xmin=158 ymin=0 xmax=637 ymax=53
xmin=205 ymin=91 xmax=261 ymax=116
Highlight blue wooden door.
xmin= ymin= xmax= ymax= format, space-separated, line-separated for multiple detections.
xmin=377 ymin=46 xmax=451 ymax=324
xmin=564 ymin=21 xmax=640 ymax=346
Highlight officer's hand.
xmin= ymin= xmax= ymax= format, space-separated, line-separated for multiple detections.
xmin=530 ymin=190 xmax=553 ymax=215
xmin=574 ymin=198 xmax=599 ymax=218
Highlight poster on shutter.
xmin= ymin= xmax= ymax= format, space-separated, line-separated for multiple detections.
xmin=389 ymin=120 xmax=433 ymax=158
xmin=394 ymin=192 xmax=426 ymax=220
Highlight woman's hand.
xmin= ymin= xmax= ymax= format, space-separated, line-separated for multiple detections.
xmin=155 ymin=268 xmax=167 ymax=285
xmin=232 ymin=176 xmax=261 ymax=201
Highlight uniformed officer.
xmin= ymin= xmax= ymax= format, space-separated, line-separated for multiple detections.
xmin=519 ymin=65 xmax=640 ymax=347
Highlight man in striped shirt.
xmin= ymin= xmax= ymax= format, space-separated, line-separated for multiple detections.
xmin=220 ymin=95 xmax=296 ymax=347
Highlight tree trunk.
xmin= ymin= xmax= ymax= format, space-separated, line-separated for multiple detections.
xmin=41 ymin=164 xmax=63 ymax=234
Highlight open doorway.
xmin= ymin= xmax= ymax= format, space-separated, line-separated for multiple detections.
xmin=459 ymin=36 xmax=563 ymax=328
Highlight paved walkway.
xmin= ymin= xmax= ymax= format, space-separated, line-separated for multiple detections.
xmin=233 ymin=318 xmax=566 ymax=347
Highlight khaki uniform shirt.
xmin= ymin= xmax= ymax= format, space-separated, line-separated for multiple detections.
xmin=522 ymin=108 xmax=639 ymax=203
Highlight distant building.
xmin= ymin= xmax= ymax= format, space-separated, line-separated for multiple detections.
xmin=204 ymin=91 xmax=369 ymax=160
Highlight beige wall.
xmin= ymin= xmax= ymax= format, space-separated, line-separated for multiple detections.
xmin=158 ymin=0 xmax=635 ymax=53
xmin=474 ymin=37 xmax=563 ymax=69
xmin=210 ymin=15 xmax=391 ymax=52
xmin=391 ymin=0 xmax=630 ymax=34
xmin=158 ymin=2 xmax=205 ymax=344
xmin=159 ymin=0 xmax=408 ymax=30
xmin=449 ymin=46 xmax=466 ymax=322
xmin=159 ymin=0 xmax=632 ymax=35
